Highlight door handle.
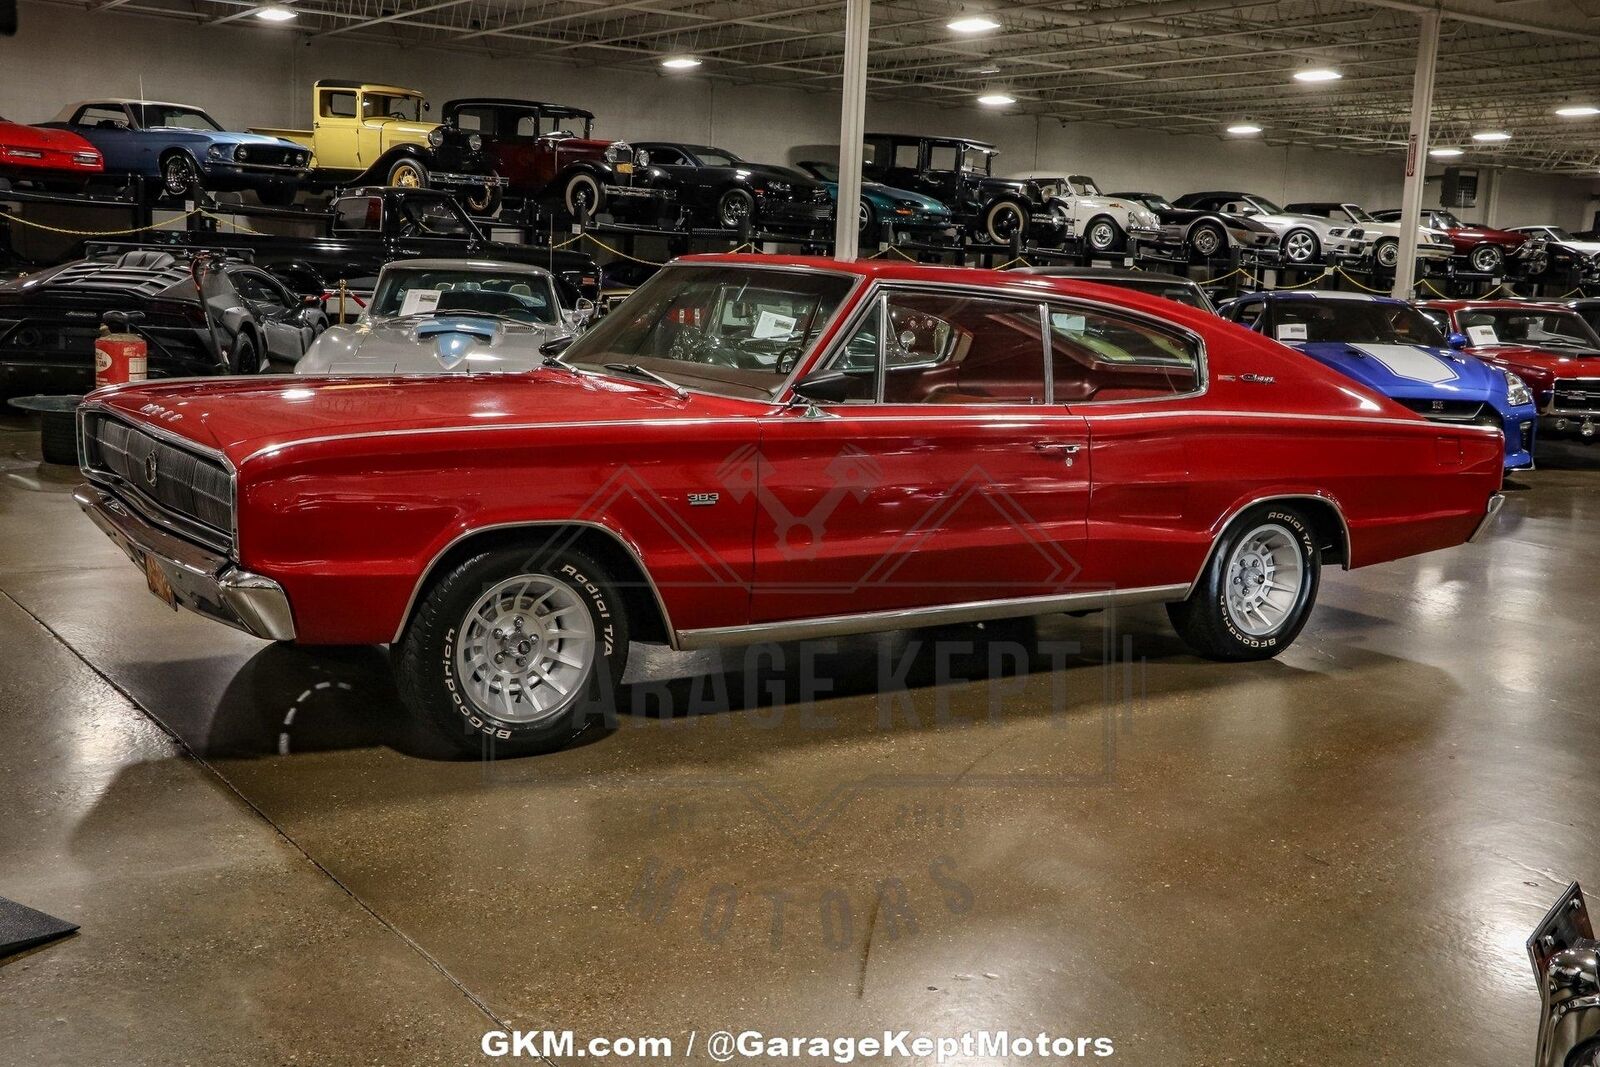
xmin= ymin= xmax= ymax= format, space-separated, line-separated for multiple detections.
xmin=1034 ymin=441 xmax=1084 ymax=466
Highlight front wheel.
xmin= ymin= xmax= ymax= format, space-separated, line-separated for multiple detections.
xmin=563 ymin=172 xmax=603 ymax=220
xmin=394 ymin=543 xmax=629 ymax=756
xmin=1469 ymin=244 xmax=1504 ymax=273
xmin=858 ymin=198 xmax=876 ymax=236
xmin=1281 ymin=228 xmax=1320 ymax=265
xmin=1374 ymin=238 xmax=1400 ymax=270
xmin=161 ymin=153 xmax=202 ymax=200
xmin=386 ymin=157 xmax=429 ymax=189
xmin=1084 ymin=215 xmax=1124 ymax=253
xmin=717 ymin=187 xmax=756 ymax=229
xmin=983 ymin=199 xmax=1028 ymax=243
xmin=1167 ymin=504 xmax=1321 ymax=661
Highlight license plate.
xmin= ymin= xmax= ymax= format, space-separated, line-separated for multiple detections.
xmin=144 ymin=553 xmax=177 ymax=610
xmin=616 ymin=162 xmax=633 ymax=174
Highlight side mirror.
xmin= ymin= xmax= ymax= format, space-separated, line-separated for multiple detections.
xmin=790 ymin=369 xmax=857 ymax=404
xmin=540 ymin=336 xmax=576 ymax=358
xmin=572 ymin=297 xmax=596 ymax=322
xmin=422 ymin=101 xmax=431 ymax=113
xmin=1447 ymin=332 xmax=1469 ymax=350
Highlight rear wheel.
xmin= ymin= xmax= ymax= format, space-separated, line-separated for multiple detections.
xmin=227 ymin=333 xmax=259 ymax=375
xmin=1281 ymin=228 xmax=1319 ymax=265
xmin=1167 ymin=504 xmax=1321 ymax=661
xmin=983 ymin=199 xmax=1028 ymax=243
xmin=1188 ymin=221 xmax=1226 ymax=259
xmin=460 ymin=178 xmax=502 ymax=217
xmin=858 ymin=198 xmax=876 ymax=236
xmin=394 ymin=543 xmax=629 ymax=757
xmin=1469 ymin=244 xmax=1504 ymax=273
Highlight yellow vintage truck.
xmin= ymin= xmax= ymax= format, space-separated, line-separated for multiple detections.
xmin=253 ymin=80 xmax=501 ymax=213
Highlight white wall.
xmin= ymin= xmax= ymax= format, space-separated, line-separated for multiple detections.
xmin=4 ymin=1 xmax=1595 ymax=228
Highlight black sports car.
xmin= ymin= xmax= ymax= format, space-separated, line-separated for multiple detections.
xmin=0 ymin=245 xmax=327 ymax=393
xmin=628 ymin=142 xmax=833 ymax=232
xmin=1111 ymin=191 xmax=1278 ymax=260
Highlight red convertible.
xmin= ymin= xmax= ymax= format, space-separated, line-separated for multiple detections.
xmin=75 ymin=257 xmax=1506 ymax=754
xmin=0 ymin=115 xmax=102 ymax=188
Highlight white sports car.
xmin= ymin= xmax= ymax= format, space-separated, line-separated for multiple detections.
xmin=1285 ymin=202 xmax=1455 ymax=268
xmin=296 ymin=259 xmax=591 ymax=375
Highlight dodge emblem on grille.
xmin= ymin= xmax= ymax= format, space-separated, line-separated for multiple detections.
xmin=144 ymin=452 xmax=158 ymax=488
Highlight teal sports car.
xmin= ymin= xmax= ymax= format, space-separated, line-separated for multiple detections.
xmin=797 ymin=161 xmax=955 ymax=238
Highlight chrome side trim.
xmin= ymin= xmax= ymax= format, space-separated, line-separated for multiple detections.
xmin=673 ymin=584 xmax=1190 ymax=650
xmin=390 ymin=520 xmax=679 ymax=646
xmin=1468 ymin=492 xmax=1506 ymax=543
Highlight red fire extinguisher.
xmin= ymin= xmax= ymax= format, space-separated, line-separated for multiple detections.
xmin=94 ymin=310 xmax=147 ymax=389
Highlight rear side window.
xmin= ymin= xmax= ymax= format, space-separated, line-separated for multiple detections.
xmin=880 ymin=291 xmax=1047 ymax=405
xmin=76 ymin=105 xmax=128 ymax=128
xmin=333 ymin=196 xmax=383 ymax=231
xmin=320 ymin=91 xmax=357 ymax=119
xmin=1049 ymin=306 xmax=1200 ymax=402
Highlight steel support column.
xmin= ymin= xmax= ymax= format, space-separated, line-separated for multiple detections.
xmin=1393 ymin=6 xmax=1441 ymax=298
xmin=833 ymin=0 xmax=870 ymax=261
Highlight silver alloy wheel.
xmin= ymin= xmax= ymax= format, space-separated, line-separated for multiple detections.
xmin=1283 ymin=230 xmax=1317 ymax=263
xmin=1191 ymin=225 xmax=1222 ymax=257
xmin=1223 ymin=523 xmax=1305 ymax=637
xmin=1376 ymin=240 xmax=1399 ymax=268
xmin=858 ymin=199 xmax=871 ymax=232
xmin=454 ymin=573 xmax=596 ymax=725
xmin=1088 ymin=219 xmax=1117 ymax=250
xmin=1470 ymin=245 xmax=1502 ymax=272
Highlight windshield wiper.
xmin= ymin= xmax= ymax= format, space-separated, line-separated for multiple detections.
xmin=602 ymin=363 xmax=689 ymax=398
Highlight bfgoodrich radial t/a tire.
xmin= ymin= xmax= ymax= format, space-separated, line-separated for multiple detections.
xmin=1167 ymin=504 xmax=1321 ymax=661
xmin=395 ymin=543 xmax=629 ymax=756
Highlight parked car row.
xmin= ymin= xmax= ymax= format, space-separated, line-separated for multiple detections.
xmin=0 ymin=91 xmax=1582 ymax=276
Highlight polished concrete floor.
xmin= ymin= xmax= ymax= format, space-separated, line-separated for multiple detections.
xmin=1 ymin=409 xmax=1597 ymax=1066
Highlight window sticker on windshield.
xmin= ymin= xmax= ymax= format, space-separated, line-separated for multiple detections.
xmin=1466 ymin=324 xmax=1499 ymax=346
xmin=1275 ymin=323 xmax=1308 ymax=341
xmin=753 ymin=310 xmax=799 ymax=339
xmin=1052 ymin=313 xmax=1087 ymax=334
xmin=400 ymin=289 xmax=442 ymax=315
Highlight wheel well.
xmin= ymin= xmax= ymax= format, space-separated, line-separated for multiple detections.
xmin=403 ymin=523 xmax=671 ymax=646
xmin=159 ymin=148 xmax=197 ymax=171
xmin=1224 ymin=496 xmax=1348 ymax=569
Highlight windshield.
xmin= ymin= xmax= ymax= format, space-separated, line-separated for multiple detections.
xmin=1135 ymin=194 xmax=1172 ymax=210
xmin=1545 ymin=228 xmax=1577 ymax=240
xmin=1456 ymin=307 xmax=1600 ymax=349
xmin=365 ymin=93 xmax=424 ymax=122
xmin=134 ymin=104 xmax=223 ymax=131
xmin=1434 ymin=209 xmax=1463 ymax=228
xmin=369 ymin=267 xmax=559 ymax=323
xmin=806 ymin=162 xmax=840 ymax=182
xmin=1069 ymin=176 xmax=1101 ymax=195
xmin=1343 ymin=204 xmax=1374 ymax=222
xmin=1247 ymin=196 xmax=1285 ymax=215
xmin=562 ymin=265 xmax=854 ymax=399
xmin=960 ymin=146 xmax=994 ymax=174
xmin=691 ymin=147 xmax=743 ymax=167
xmin=1271 ymin=300 xmax=1447 ymax=346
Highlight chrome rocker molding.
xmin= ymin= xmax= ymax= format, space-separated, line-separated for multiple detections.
xmin=673 ymin=584 xmax=1191 ymax=650
xmin=74 ymin=483 xmax=296 ymax=642
xmin=1468 ymin=492 xmax=1506 ymax=544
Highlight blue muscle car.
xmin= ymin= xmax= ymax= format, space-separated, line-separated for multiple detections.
xmin=1218 ymin=289 xmax=1536 ymax=470
xmin=41 ymin=100 xmax=310 ymax=205
xmin=796 ymin=161 xmax=955 ymax=238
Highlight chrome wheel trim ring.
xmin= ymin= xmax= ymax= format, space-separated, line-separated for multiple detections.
xmin=454 ymin=573 xmax=597 ymax=726
xmin=1223 ymin=523 xmax=1305 ymax=638
xmin=1089 ymin=221 xmax=1115 ymax=249
xmin=1471 ymin=246 xmax=1499 ymax=272
xmin=720 ymin=193 xmax=751 ymax=227
xmin=163 ymin=157 xmax=191 ymax=195
xmin=1192 ymin=227 xmax=1221 ymax=256
xmin=1285 ymin=232 xmax=1315 ymax=262
xmin=989 ymin=202 xmax=1024 ymax=239
xmin=857 ymin=200 xmax=870 ymax=231
xmin=1377 ymin=242 xmax=1398 ymax=268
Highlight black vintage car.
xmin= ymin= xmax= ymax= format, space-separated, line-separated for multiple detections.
xmin=126 ymin=187 xmax=600 ymax=312
xmin=629 ymin=142 xmax=832 ymax=232
xmin=0 ymin=246 xmax=326 ymax=393
xmin=860 ymin=133 xmax=1057 ymax=244
xmin=1111 ymin=190 xmax=1279 ymax=260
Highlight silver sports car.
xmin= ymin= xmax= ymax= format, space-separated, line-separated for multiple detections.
xmin=296 ymin=259 xmax=589 ymax=375
xmin=1170 ymin=191 xmax=1370 ymax=266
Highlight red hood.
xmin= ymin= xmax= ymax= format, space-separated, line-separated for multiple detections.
xmin=1446 ymin=223 xmax=1525 ymax=247
xmin=1466 ymin=343 xmax=1600 ymax=390
xmin=88 ymin=370 xmax=761 ymax=469
xmin=0 ymin=120 xmax=99 ymax=156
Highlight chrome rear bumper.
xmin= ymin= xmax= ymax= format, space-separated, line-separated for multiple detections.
xmin=74 ymin=483 xmax=295 ymax=641
xmin=1468 ymin=492 xmax=1506 ymax=543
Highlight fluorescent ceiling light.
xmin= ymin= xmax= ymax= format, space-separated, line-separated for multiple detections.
xmin=1226 ymin=123 xmax=1263 ymax=135
xmin=660 ymin=56 xmax=702 ymax=69
xmin=977 ymin=93 xmax=1015 ymax=107
xmin=968 ymin=65 xmax=1002 ymax=74
xmin=1428 ymin=147 xmax=1463 ymax=158
xmin=1556 ymin=105 xmax=1600 ymax=117
xmin=1471 ymin=130 xmax=1511 ymax=142
xmin=948 ymin=16 xmax=1001 ymax=32
xmin=1294 ymin=68 xmax=1342 ymax=83
xmin=255 ymin=5 xmax=296 ymax=20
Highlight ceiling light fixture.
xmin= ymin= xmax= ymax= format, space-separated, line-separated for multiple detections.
xmin=1428 ymin=147 xmax=1464 ymax=158
xmin=948 ymin=15 xmax=1001 ymax=33
xmin=1556 ymin=105 xmax=1600 ymax=117
xmin=968 ymin=65 xmax=1002 ymax=74
xmin=255 ymin=5 xmax=297 ymax=20
xmin=1294 ymin=68 xmax=1342 ymax=83
xmin=1471 ymin=130 xmax=1511 ymax=142
xmin=660 ymin=56 xmax=702 ymax=69
xmin=1226 ymin=122 xmax=1263 ymax=135
xmin=977 ymin=92 xmax=1016 ymax=107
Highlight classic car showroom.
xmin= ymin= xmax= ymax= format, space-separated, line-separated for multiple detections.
xmin=5 ymin=0 xmax=1600 ymax=1063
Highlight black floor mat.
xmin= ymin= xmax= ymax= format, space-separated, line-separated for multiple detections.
xmin=0 ymin=896 xmax=78 ymax=957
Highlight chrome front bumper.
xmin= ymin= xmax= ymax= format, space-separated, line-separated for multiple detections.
xmin=74 ymin=483 xmax=295 ymax=641
xmin=1468 ymin=492 xmax=1506 ymax=543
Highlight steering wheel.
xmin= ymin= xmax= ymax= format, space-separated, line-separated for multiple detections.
xmin=776 ymin=345 xmax=803 ymax=375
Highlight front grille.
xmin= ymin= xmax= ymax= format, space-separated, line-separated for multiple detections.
xmin=242 ymin=146 xmax=302 ymax=167
xmin=1396 ymin=398 xmax=1487 ymax=423
xmin=1552 ymin=378 xmax=1600 ymax=413
xmin=81 ymin=413 xmax=232 ymax=545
